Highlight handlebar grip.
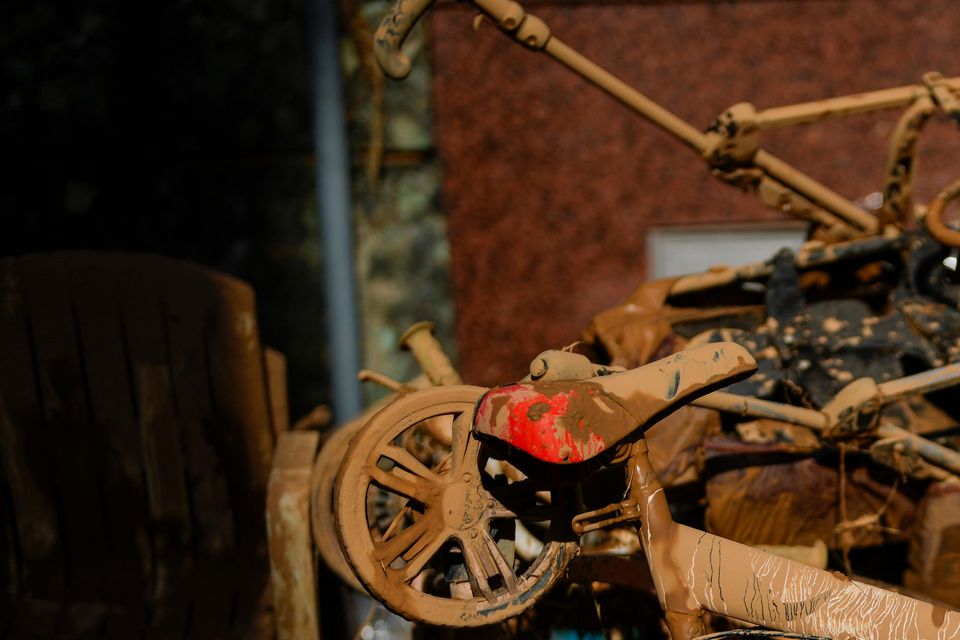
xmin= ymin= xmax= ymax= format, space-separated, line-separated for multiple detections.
xmin=374 ymin=0 xmax=436 ymax=79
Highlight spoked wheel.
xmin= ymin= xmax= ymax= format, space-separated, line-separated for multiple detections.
xmin=312 ymin=415 xmax=366 ymax=591
xmin=334 ymin=386 xmax=579 ymax=627
xmin=313 ymin=401 xmax=455 ymax=592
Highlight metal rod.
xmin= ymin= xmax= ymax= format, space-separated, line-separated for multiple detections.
xmin=877 ymin=422 xmax=960 ymax=476
xmin=312 ymin=0 xmax=363 ymax=421
xmin=544 ymin=37 xmax=709 ymax=153
xmin=753 ymin=150 xmax=878 ymax=233
xmin=668 ymin=232 xmax=903 ymax=297
xmin=694 ymin=391 xmax=828 ymax=430
xmin=878 ymin=362 xmax=960 ymax=401
xmin=756 ymin=84 xmax=929 ymax=129
xmin=541 ymin=36 xmax=878 ymax=234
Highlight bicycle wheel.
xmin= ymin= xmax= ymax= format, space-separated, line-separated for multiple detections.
xmin=334 ymin=386 xmax=579 ymax=627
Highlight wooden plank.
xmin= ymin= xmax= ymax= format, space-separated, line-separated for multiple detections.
xmin=0 ymin=472 xmax=15 ymax=637
xmin=55 ymin=601 xmax=111 ymax=640
xmin=0 ymin=259 xmax=65 ymax=599
xmin=98 ymin=603 xmax=148 ymax=640
xmin=234 ymin=580 xmax=274 ymax=640
xmin=206 ymin=277 xmax=274 ymax=627
xmin=157 ymin=261 xmax=239 ymax=637
xmin=65 ymin=254 xmax=153 ymax=640
xmin=17 ymin=256 xmax=112 ymax=603
xmin=188 ymin=269 xmax=276 ymax=638
xmin=1 ymin=253 xmax=281 ymax=638
xmin=66 ymin=255 xmax=151 ymax=609
xmin=204 ymin=274 xmax=274 ymax=550
xmin=114 ymin=258 xmax=194 ymax=637
xmin=264 ymin=347 xmax=289 ymax=436
xmin=267 ymin=431 xmax=320 ymax=640
xmin=159 ymin=263 xmax=235 ymax=561
xmin=4 ymin=599 xmax=62 ymax=639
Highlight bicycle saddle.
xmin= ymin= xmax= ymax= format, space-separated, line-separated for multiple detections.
xmin=473 ymin=342 xmax=757 ymax=464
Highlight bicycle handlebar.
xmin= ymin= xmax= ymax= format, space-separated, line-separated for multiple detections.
xmin=374 ymin=0 xmax=436 ymax=79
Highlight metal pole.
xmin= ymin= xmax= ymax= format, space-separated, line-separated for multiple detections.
xmin=311 ymin=0 xmax=363 ymax=421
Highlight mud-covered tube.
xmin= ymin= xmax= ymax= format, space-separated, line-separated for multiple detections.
xmin=374 ymin=0 xmax=436 ymax=79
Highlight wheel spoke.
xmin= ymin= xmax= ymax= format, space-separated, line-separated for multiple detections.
xmin=375 ymin=514 xmax=437 ymax=567
xmin=459 ymin=529 xmax=517 ymax=601
xmin=450 ymin=413 xmax=479 ymax=474
xmin=381 ymin=504 xmax=412 ymax=542
xmin=400 ymin=530 xmax=450 ymax=581
xmin=369 ymin=465 xmax=434 ymax=504
xmin=380 ymin=444 xmax=444 ymax=485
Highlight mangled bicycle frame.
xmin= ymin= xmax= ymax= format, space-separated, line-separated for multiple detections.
xmin=377 ymin=0 xmax=960 ymax=245
xmin=336 ymin=339 xmax=960 ymax=637
xmin=471 ymin=344 xmax=960 ymax=638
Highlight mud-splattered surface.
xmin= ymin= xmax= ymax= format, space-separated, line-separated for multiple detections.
xmin=675 ymin=524 xmax=960 ymax=638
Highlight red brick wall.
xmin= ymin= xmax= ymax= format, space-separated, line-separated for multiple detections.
xmin=431 ymin=0 xmax=960 ymax=385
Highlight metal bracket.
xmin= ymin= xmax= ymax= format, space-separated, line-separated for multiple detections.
xmin=703 ymin=102 xmax=760 ymax=169
xmin=923 ymin=71 xmax=960 ymax=126
xmin=571 ymin=498 xmax=642 ymax=534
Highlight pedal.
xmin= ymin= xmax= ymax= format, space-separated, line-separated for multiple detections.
xmin=571 ymin=500 xmax=641 ymax=535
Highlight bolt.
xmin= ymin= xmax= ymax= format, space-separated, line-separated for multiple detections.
xmin=470 ymin=530 xmax=478 ymax=538
xmin=462 ymin=472 xmax=472 ymax=483
xmin=530 ymin=358 xmax=548 ymax=379
xmin=797 ymin=359 xmax=811 ymax=371
xmin=487 ymin=499 xmax=495 ymax=509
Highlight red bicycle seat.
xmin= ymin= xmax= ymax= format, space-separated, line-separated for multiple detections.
xmin=473 ymin=343 xmax=756 ymax=464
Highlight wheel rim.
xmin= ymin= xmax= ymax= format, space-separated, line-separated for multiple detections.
xmin=334 ymin=386 xmax=578 ymax=627
xmin=312 ymin=416 xmax=367 ymax=591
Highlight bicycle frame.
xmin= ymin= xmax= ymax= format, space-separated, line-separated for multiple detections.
xmin=476 ymin=347 xmax=960 ymax=637
xmin=606 ymin=437 xmax=960 ymax=639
